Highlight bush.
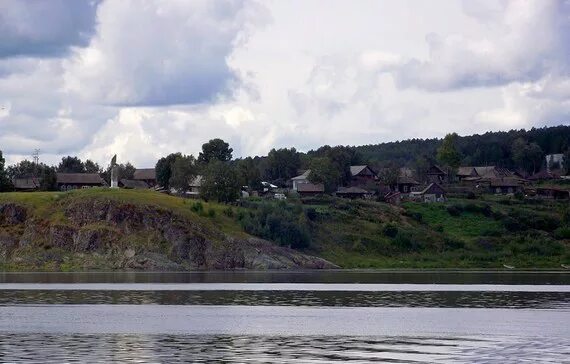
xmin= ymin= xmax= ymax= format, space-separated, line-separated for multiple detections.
xmin=190 ymin=201 xmax=203 ymax=213
xmin=509 ymin=237 xmax=564 ymax=257
xmin=382 ymin=223 xmax=398 ymax=238
xmin=446 ymin=205 xmax=462 ymax=216
xmin=554 ymin=227 xmax=570 ymax=240
xmin=444 ymin=237 xmax=465 ymax=250
xmin=305 ymin=207 xmax=317 ymax=221
xmin=222 ymin=207 xmax=234 ymax=218
xmin=207 ymin=208 xmax=216 ymax=218
xmin=404 ymin=211 xmax=423 ymax=222
xmin=466 ymin=191 xmax=476 ymax=200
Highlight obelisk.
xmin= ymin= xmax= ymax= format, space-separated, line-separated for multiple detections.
xmin=110 ymin=154 xmax=119 ymax=188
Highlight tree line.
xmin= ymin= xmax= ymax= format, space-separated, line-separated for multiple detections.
xmin=0 ymin=125 xmax=568 ymax=194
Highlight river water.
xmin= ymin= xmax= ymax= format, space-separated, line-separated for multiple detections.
xmin=0 ymin=271 xmax=568 ymax=363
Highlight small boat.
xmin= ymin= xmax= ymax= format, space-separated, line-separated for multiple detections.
xmin=562 ymin=264 xmax=570 ymax=269
xmin=503 ymin=264 xmax=515 ymax=269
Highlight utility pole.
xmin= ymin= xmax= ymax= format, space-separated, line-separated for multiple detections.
xmin=32 ymin=149 xmax=40 ymax=180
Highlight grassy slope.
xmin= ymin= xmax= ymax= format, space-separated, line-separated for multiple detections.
xmin=1 ymin=189 xmax=569 ymax=269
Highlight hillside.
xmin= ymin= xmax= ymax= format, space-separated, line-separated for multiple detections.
xmin=0 ymin=189 xmax=334 ymax=271
xmin=0 ymin=188 xmax=568 ymax=271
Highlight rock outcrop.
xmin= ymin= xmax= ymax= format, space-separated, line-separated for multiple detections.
xmin=0 ymin=201 xmax=337 ymax=270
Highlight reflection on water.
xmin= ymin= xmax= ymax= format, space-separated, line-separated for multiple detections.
xmin=1 ymin=270 xmax=569 ymax=284
xmin=0 ymin=334 xmax=568 ymax=364
xmin=1 ymin=289 xmax=569 ymax=309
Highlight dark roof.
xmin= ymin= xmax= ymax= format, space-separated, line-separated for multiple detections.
xmin=13 ymin=178 xmax=40 ymax=190
xmin=413 ymin=183 xmax=446 ymax=195
xmin=120 ymin=179 xmax=149 ymax=189
xmin=134 ymin=168 xmax=156 ymax=180
xmin=297 ymin=183 xmax=325 ymax=193
xmin=336 ymin=186 xmax=370 ymax=194
xmin=489 ymin=178 xmax=521 ymax=187
xmin=57 ymin=173 xmax=105 ymax=185
xmin=350 ymin=165 xmax=376 ymax=177
xmin=528 ymin=170 xmax=560 ymax=180
xmin=474 ymin=166 xmax=514 ymax=179
xmin=457 ymin=167 xmax=477 ymax=177
xmin=427 ymin=165 xmax=447 ymax=175
xmin=397 ymin=176 xmax=420 ymax=185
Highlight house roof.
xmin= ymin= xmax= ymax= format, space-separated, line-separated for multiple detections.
xmin=296 ymin=182 xmax=324 ymax=193
xmin=120 ymin=179 xmax=149 ymax=189
xmin=350 ymin=165 xmax=376 ymax=177
xmin=291 ymin=170 xmax=311 ymax=180
xmin=13 ymin=177 xmax=40 ymax=190
xmin=336 ymin=186 xmax=370 ymax=194
xmin=397 ymin=176 xmax=420 ymax=185
xmin=489 ymin=178 xmax=521 ymax=187
xmin=457 ymin=167 xmax=477 ymax=177
xmin=427 ymin=164 xmax=447 ymax=175
xmin=56 ymin=173 xmax=105 ymax=185
xmin=528 ymin=170 xmax=560 ymax=180
xmin=412 ymin=182 xmax=445 ymax=195
xmin=133 ymin=168 xmax=156 ymax=180
xmin=474 ymin=166 xmax=514 ymax=179
xmin=190 ymin=175 xmax=203 ymax=187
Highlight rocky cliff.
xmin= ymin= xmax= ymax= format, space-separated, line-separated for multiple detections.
xmin=0 ymin=197 xmax=336 ymax=271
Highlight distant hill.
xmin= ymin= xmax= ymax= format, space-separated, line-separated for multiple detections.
xmin=354 ymin=125 xmax=570 ymax=169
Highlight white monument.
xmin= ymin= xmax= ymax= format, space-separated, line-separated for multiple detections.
xmin=110 ymin=154 xmax=119 ymax=188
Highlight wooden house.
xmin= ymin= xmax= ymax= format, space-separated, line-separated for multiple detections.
xmin=57 ymin=173 xmax=106 ymax=191
xmin=426 ymin=165 xmax=447 ymax=184
xmin=410 ymin=183 xmax=446 ymax=202
xmin=534 ymin=187 xmax=570 ymax=200
xmin=296 ymin=182 xmax=325 ymax=197
xmin=291 ymin=170 xmax=311 ymax=191
xmin=12 ymin=177 xmax=40 ymax=192
xmin=391 ymin=176 xmax=420 ymax=194
xmin=350 ymin=165 xmax=377 ymax=185
xmin=133 ymin=168 xmax=157 ymax=187
xmin=488 ymin=178 xmax=523 ymax=195
xmin=119 ymin=179 xmax=149 ymax=189
xmin=336 ymin=186 xmax=371 ymax=199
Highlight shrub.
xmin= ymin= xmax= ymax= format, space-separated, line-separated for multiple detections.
xmin=222 ymin=207 xmax=234 ymax=218
xmin=190 ymin=201 xmax=203 ymax=213
xmin=466 ymin=191 xmax=476 ymax=200
xmin=446 ymin=205 xmax=462 ymax=216
xmin=554 ymin=227 xmax=570 ymax=240
xmin=305 ymin=207 xmax=317 ymax=221
xmin=382 ymin=223 xmax=398 ymax=238
xmin=207 ymin=208 xmax=216 ymax=218
xmin=404 ymin=211 xmax=423 ymax=222
xmin=444 ymin=237 xmax=465 ymax=250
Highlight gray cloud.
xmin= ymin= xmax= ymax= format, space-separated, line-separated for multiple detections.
xmin=0 ymin=0 xmax=99 ymax=59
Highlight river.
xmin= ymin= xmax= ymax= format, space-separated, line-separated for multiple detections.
xmin=0 ymin=271 xmax=568 ymax=363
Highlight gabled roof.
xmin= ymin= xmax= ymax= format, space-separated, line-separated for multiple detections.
xmin=457 ymin=167 xmax=477 ymax=177
xmin=291 ymin=170 xmax=311 ymax=180
xmin=397 ymin=176 xmax=420 ymax=185
xmin=336 ymin=186 xmax=370 ymax=194
xmin=57 ymin=173 xmax=105 ymax=185
xmin=427 ymin=164 xmax=447 ymax=175
xmin=133 ymin=168 xmax=156 ymax=180
xmin=350 ymin=165 xmax=376 ymax=177
xmin=296 ymin=182 xmax=324 ymax=193
xmin=190 ymin=175 xmax=203 ymax=187
xmin=412 ymin=182 xmax=445 ymax=195
xmin=13 ymin=177 xmax=40 ymax=190
xmin=474 ymin=166 xmax=513 ymax=179
xmin=528 ymin=170 xmax=560 ymax=181
xmin=120 ymin=179 xmax=149 ymax=189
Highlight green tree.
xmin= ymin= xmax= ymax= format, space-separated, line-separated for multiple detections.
xmin=564 ymin=149 xmax=570 ymax=175
xmin=235 ymin=157 xmax=262 ymax=191
xmin=84 ymin=159 xmax=101 ymax=173
xmin=57 ymin=156 xmax=85 ymax=173
xmin=437 ymin=133 xmax=462 ymax=170
xmin=197 ymin=138 xmax=233 ymax=164
xmin=155 ymin=153 xmax=181 ymax=189
xmin=308 ymin=157 xmax=340 ymax=192
xmin=40 ymin=166 xmax=58 ymax=191
xmin=102 ymin=162 xmax=136 ymax=185
xmin=511 ymin=138 xmax=544 ymax=174
xmin=200 ymin=160 xmax=240 ymax=203
xmin=265 ymin=147 xmax=301 ymax=182
xmin=169 ymin=154 xmax=197 ymax=191
xmin=7 ymin=160 xmax=57 ymax=191
xmin=0 ymin=150 xmax=12 ymax=192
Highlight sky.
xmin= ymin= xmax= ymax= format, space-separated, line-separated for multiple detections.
xmin=0 ymin=0 xmax=568 ymax=167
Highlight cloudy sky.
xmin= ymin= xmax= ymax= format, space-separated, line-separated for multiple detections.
xmin=0 ymin=0 xmax=568 ymax=167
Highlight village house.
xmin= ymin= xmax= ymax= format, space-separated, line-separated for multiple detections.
xmin=57 ymin=173 xmax=106 ymax=191
xmin=350 ymin=165 xmax=377 ymax=185
xmin=533 ymin=187 xmax=570 ymax=200
xmin=335 ymin=186 xmax=371 ymax=199
xmin=410 ymin=183 xmax=446 ymax=203
xmin=391 ymin=176 xmax=420 ymax=194
xmin=457 ymin=167 xmax=478 ymax=181
xmin=528 ymin=170 xmax=561 ymax=181
xmin=291 ymin=170 xmax=311 ymax=191
xmin=426 ymin=165 xmax=447 ymax=184
xmin=12 ymin=177 xmax=40 ymax=192
xmin=119 ymin=179 xmax=149 ymax=189
xmin=488 ymin=178 xmax=523 ymax=195
xmin=133 ymin=168 xmax=157 ymax=187
xmin=296 ymin=182 xmax=325 ymax=197
xmin=187 ymin=175 xmax=203 ymax=197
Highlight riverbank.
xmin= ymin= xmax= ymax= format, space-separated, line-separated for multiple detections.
xmin=0 ymin=189 xmax=568 ymax=271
